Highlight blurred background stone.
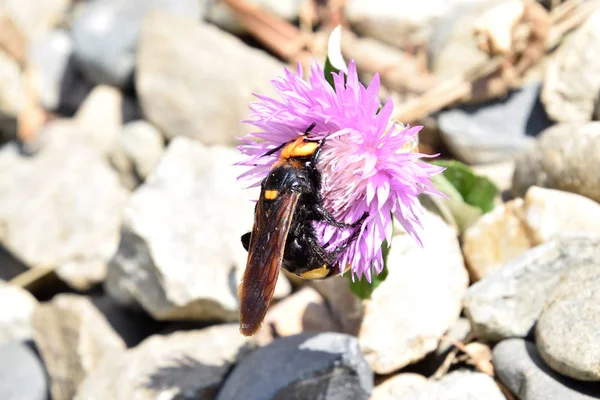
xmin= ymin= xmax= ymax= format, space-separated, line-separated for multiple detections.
xmin=76 ymin=324 xmax=253 ymax=400
xmin=0 ymin=283 xmax=37 ymax=344
xmin=136 ymin=11 xmax=285 ymax=145
xmin=71 ymin=0 xmax=202 ymax=88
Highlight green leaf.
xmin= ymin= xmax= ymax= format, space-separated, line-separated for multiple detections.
xmin=431 ymin=160 xmax=498 ymax=213
xmin=347 ymin=239 xmax=390 ymax=300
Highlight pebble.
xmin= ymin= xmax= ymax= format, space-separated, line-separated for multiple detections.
xmin=216 ymin=332 xmax=373 ymax=400
xmin=512 ymin=122 xmax=600 ymax=203
xmin=437 ymin=82 xmax=551 ymax=164
xmin=463 ymin=235 xmax=600 ymax=341
xmin=27 ymin=29 xmax=94 ymax=114
xmin=535 ymin=266 xmax=600 ymax=381
xmin=254 ymin=286 xmax=340 ymax=346
xmin=109 ymin=120 xmax=165 ymax=189
xmin=32 ymin=294 xmax=126 ymax=400
xmin=463 ymin=186 xmax=600 ymax=282
xmin=392 ymin=370 xmax=505 ymax=400
xmin=71 ymin=0 xmax=201 ymax=88
xmin=359 ymin=211 xmax=468 ymax=374
xmin=0 ymin=341 xmax=49 ymax=400
xmin=494 ymin=338 xmax=600 ymax=400
xmin=371 ymin=373 xmax=428 ymax=400
xmin=462 ymin=198 xmax=533 ymax=282
xmin=105 ymin=137 xmax=290 ymax=321
xmin=309 ymin=276 xmax=364 ymax=336
xmin=0 ymin=49 xmax=24 ymax=140
xmin=0 ymin=283 xmax=37 ymax=344
xmin=0 ymin=137 xmax=128 ymax=290
xmin=76 ymin=324 xmax=254 ymax=400
xmin=0 ymin=0 xmax=70 ymax=40
xmin=541 ymin=10 xmax=600 ymax=122
xmin=136 ymin=11 xmax=285 ymax=145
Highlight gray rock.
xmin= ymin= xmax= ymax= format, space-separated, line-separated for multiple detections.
xmin=0 ymin=0 xmax=70 ymax=40
xmin=463 ymin=235 xmax=600 ymax=341
xmin=512 ymin=122 xmax=600 ymax=203
xmin=216 ymin=332 xmax=373 ymax=400
xmin=136 ymin=11 xmax=286 ymax=145
xmin=32 ymin=294 xmax=126 ymax=400
xmin=541 ymin=10 xmax=600 ymax=122
xmin=109 ymin=120 xmax=165 ymax=190
xmin=345 ymin=0 xmax=494 ymax=50
xmin=359 ymin=211 xmax=468 ymax=374
xmin=76 ymin=324 xmax=254 ymax=400
xmin=105 ymin=137 xmax=290 ymax=321
xmin=389 ymin=370 xmax=505 ymax=400
xmin=0 ymin=283 xmax=38 ymax=344
xmin=0 ymin=341 xmax=48 ymax=400
xmin=0 ymin=49 xmax=24 ymax=140
xmin=310 ymin=275 xmax=364 ymax=336
xmin=536 ymin=266 xmax=600 ymax=381
xmin=437 ymin=82 xmax=552 ymax=164
xmin=71 ymin=0 xmax=201 ymax=88
xmin=494 ymin=339 xmax=600 ymax=399
xmin=27 ymin=29 xmax=95 ymax=114
xmin=0 ymin=137 xmax=128 ymax=290
xmin=207 ymin=0 xmax=302 ymax=34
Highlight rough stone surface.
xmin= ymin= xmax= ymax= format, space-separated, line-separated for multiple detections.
xmin=437 ymin=82 xmax=551 ymax=164
xmin=105 ymin=137 xmax=290 ymax=321
xmin=494 ymin=339 xmax=600 ymax=400
xmin=359 ymin=211 xmax=468 ymax=374
xmin=76 ymin=324 xmax=255 ymax=400
xmin=254 ymin=287 xmax=340 ymax=346
xmin=345 ymin=0 xmax=490 ymax=50
xmin=521 ymin=186 xmax=600 ymax=244
xmin=536 ymin=266 xmax=600 ymax=381
xmin=463 ymin=235 xmax=600 ymax=341
xmin=0 ymin=137 xmax=128 ymax=290
xmin=512 ymin=122 xmax=600 ymax=203
xmin=463 ymin=198 xmax=533 ymax=282
xmin=0 ymin=341 xmax=49 ymax=400
xmin=32 ymin=294 xmax=126 ymax=400
xmin=389 ymin=370 xmax=505 ymax=400
xmin=136 ymin=11 xmax=285 ymax=145
xmin=71 ymin=0 xmax=201 ymax=88
xmin=109 ymin=120 xmax=165 ymax=189
xmin=0 ymin=0 xmax=71 ymax=40
xmin=371 ymin=373 xmax=428 ymax=400
xmin=541 ymin=10 xmax=600 ymax=122
xmin=0 ymin=283 xmax=37 ymax=344
xmin=216 ymin=332 xmax=373 ymax=400
xmin=471 ymin=160 xmax=515 ymax=193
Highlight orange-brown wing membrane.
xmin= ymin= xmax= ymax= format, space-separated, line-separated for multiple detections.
xmin=238 ymin=190 xmax=300 ymax=336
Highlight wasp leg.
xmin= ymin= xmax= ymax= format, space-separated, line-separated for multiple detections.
xmin=314 ymin=206 xmax=368 ymax=230
xmin=241 ymin=232 xmax=251 ymax=251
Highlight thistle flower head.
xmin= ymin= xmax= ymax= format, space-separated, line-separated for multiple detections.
xmin=236 ymin=60 xmax=445 ymax=282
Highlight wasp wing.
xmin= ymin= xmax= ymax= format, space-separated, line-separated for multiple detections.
xmin=238 ymin=190 xmax=299 ymax=336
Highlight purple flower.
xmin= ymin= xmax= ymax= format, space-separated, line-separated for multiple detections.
xmin=236 ymin=60 xmax=445 ymax=282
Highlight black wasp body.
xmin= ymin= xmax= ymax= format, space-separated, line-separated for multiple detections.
xmin=238 ymin=124 xmax=366 ymax=336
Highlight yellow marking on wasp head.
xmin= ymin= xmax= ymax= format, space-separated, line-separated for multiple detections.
xmin=280 ymin=138 xmax=319 ymax=159
xmin=264 ymin=190 xmax=278 ymax=200
xmin=299 ymin=264 xmax=330 ymax=279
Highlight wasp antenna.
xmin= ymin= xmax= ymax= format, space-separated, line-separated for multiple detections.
xmin=303 ymin=122 xmax=316 ymax=136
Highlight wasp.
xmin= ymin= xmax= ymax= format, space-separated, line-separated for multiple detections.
xmin=238 ymin=123 xmax=367 ymax=336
